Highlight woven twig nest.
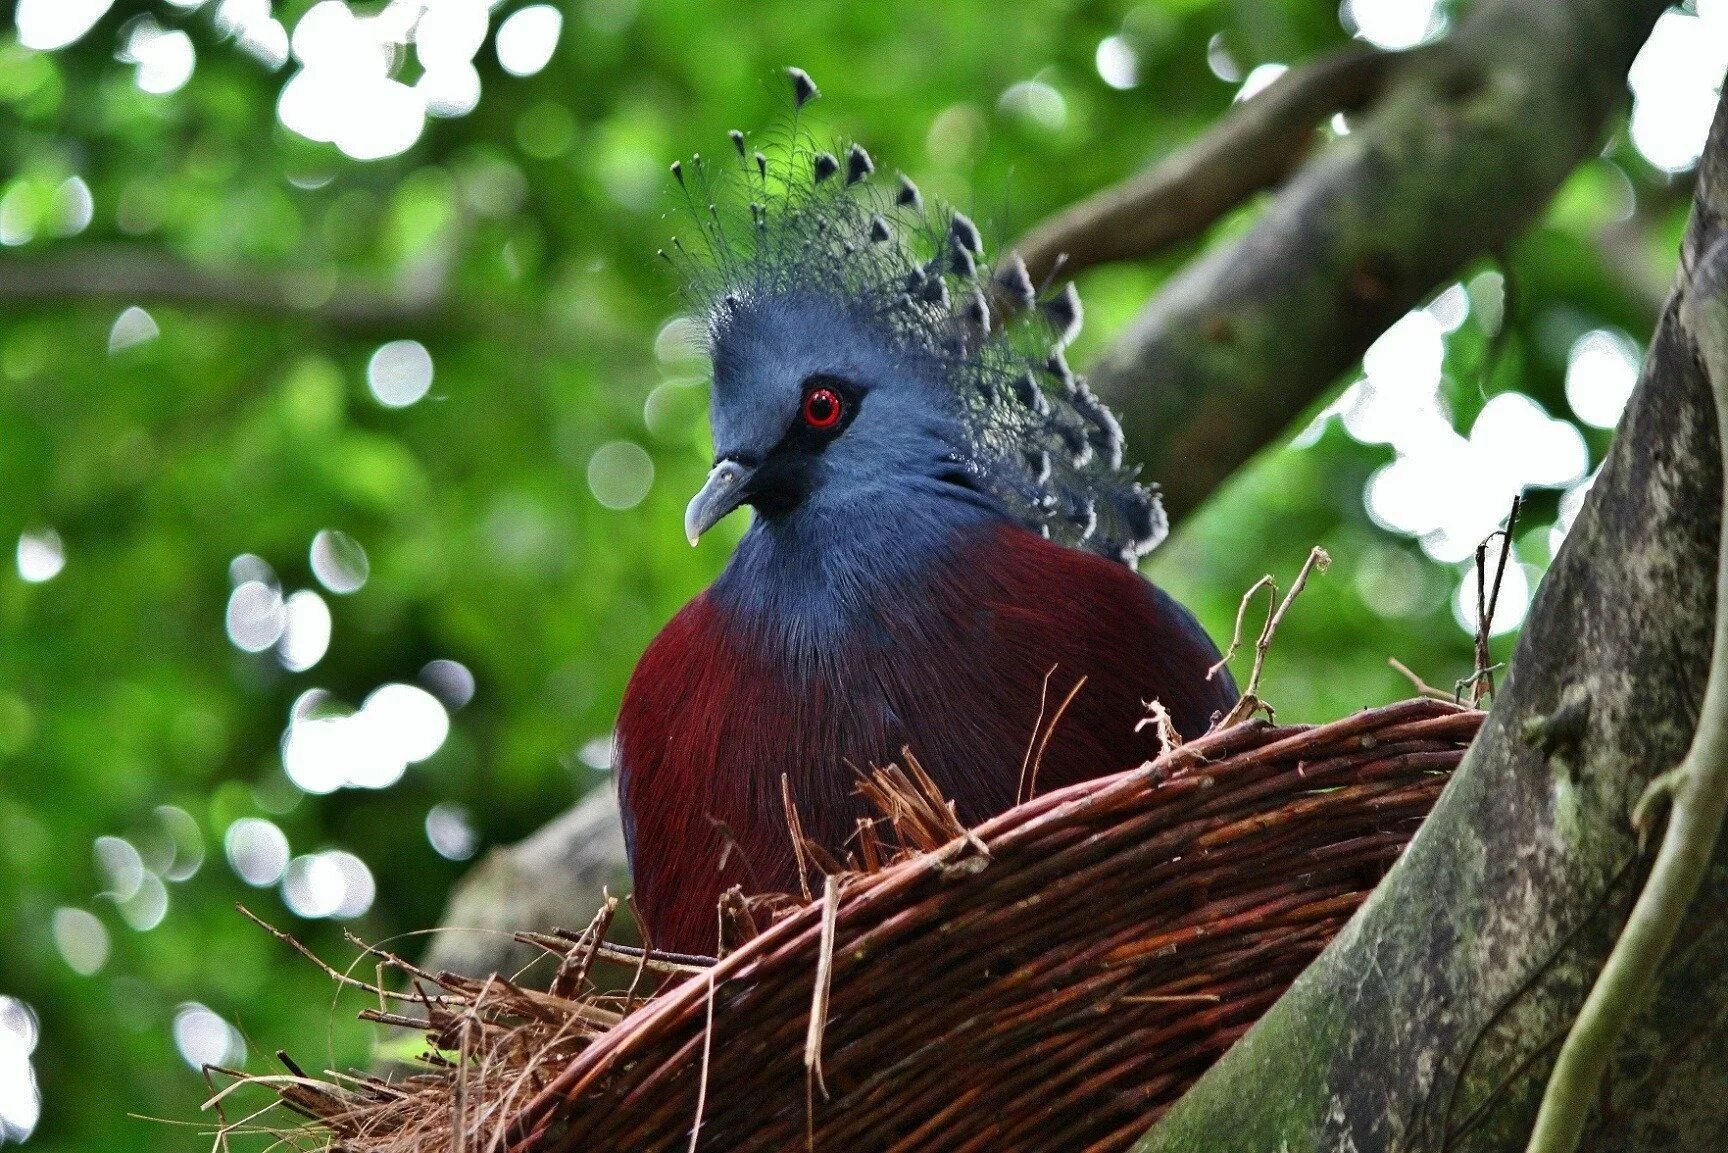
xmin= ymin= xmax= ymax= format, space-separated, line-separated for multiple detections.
xmin=234 ymin=697 xmax=1481 ymax=1153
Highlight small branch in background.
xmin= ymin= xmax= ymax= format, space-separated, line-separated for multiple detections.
xmin=1010 ymin=45 xmax=1410 ymax=288
xmin=1208 ymin=546 xmax=1331 ymax=728
xmin=1465 ymin=496 xmax=1522 ymax=707
xmin=0 ymin=242 xmax=465 ymax=334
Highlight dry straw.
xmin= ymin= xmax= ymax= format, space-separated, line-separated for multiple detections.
xmin=212 ymin=696 xmax=1481 ymax=1153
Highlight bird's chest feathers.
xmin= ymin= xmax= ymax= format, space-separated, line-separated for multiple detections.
xmin=711 ymin=494 xmax=990 ymax=671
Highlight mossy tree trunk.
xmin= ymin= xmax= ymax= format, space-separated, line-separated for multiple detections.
xmin=1135 ymin=91 xmax=1728 ymax=1153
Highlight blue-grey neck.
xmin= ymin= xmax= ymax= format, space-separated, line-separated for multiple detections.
xmin=711 ymin=469 xmax=1002 ymax=655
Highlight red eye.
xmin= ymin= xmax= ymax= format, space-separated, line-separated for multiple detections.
xmin=802 ymin=386 xmax=843 ymax=429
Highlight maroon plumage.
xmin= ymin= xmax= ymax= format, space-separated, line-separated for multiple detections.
xmin=618 ymin=522 xmax=1232 ymax=955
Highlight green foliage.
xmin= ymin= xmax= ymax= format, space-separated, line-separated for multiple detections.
xmin=0 ymin=1 xmax=1682 ymax=1150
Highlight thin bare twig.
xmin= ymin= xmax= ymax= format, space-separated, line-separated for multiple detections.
xmin=1017 ymin=665 xmax=1060 ymax=806
xmin=1467 ymin=496 xmax=1522 ymax=706
xmin=1210 ymin=547 xmax=1331 ymax=728
xmin=805 ymin=875 xmax=842 ymax=1148
xmin=235 ymin=904 xmax=427 ymax=1006
xmin=1207 ymin=575 xmax=1275 ymax=684
xmin=1022 ymin=674 xmax=1089 ymax=804
xmin=1388 ymin=657 xmax=1457 ymax=704
xmin=783 ymin=774 xmax=816 ymax=903
xmin=687 ymin=967 xmax=718 ymax=1153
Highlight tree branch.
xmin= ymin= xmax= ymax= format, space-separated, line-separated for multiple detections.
xmin=1523 ymin=232 xmax=1728 ymax=1153
xmin=0 ymin=244 xmax=453 ymax=332
xmin=1012 ymin=42 xmax=1408 ymax=287
xmin=1135 ymin=84 xmax=1728 ymax=1153
xmin=1082 ymin=0 xmax=1670 ymax=523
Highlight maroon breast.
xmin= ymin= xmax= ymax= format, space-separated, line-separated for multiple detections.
xmin=615 ymin=522 xmax=1233 ymax=955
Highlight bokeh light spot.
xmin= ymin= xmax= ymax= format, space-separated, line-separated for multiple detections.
xmin=16 ymin=529 xmax=65 ymax=583
xmin=1452 ymin=539 xmax=1532 ymax=637
xmin=367 ymin=339 xmax=435 ymax=408
xmin=109 ymin=306 xmax=160 ymax=353
xmin=419 ymin=658 xmax=476 ymax=710
xmin=0 ymin=182 xmax=37 ymax=247
xmin=0 ymin=996 xmax=40 ymax=1143
xmin=225 ymin=818 xmax=291 ymax=887
xmin=1565 ymin=329 xmax=1641 ymax=429
xmin=653 ymin=316 xmax=707 ymax=365
xmin=51 ymin=909 xmax=110 ymax=977
xmin=496 ymin=5 xmax=563 ymax=77
xmin=1205 ymin=33 xmax=1241 ymax=83
xmin=364 ymin=683 xmax=450 ymax=764
xmin=1427 ymin=283 xmax=1469 ymax=333
xmin=125 ymin=20 xmax=197 ymax=95
xmin=1549 ymin=469 xmax=1598 ymax=558
xmin=1095 ymin=36 xmax=1139 ymax=90
xmin=218 ymin=0 xmax=291 ymax=69
xmin=155 ymin=804 xmax=206 ymax=882
xmin=226 ymin=580 xmax=287 ymax=653
xmin=172 ymin=1003 xmax=246 ymax=1070
xmin=282 ymin=850 xmax=375 ymax=919
xmin=926 ymin=103 xmax=986 ymax=168
xmin=277 ymin=0 xmax=427 ymax=160
xmin=278 ymin=589 xmax=333 ymax=672
xmin=222 ymin=815 xmax=290 ymax=891
xmin=1235 ymin=64 xmax=1288 ymax=103
xmin=578 ymin=733 xmax=615 ymax=771
xmin=16 ymin=0 xmax=113 ymax=51
xmin=1627 ymin=11 xmax=1727 ymax=174
xmin=419 ymin=61 xmax=482 ymax=117
xmin=50 ymin=176 xmax=94 ymax=237
xmin=415 ymin=0 xmax=490 ymax=70
xmin=425 ymin=803 xmax=478 ymax=860
xmin=116 ymin=871 xmax=169 ymax=932
xmin=587 ymin=440 xmax=655 ymax=510
xmin=310 ymin=529 xmax=369 ymax=595
xmin=1342 ymin=0 xmax=1448 ymax=50
xmin=94 ymin=836 xmax=145 ymax=902
xmin=999 ymin=79 xmax=1068 ymax=131
xmin=281 ymin=682 xmax=448 ymax=794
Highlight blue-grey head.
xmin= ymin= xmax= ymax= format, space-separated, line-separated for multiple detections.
xmin=670 ymin=68 xmax=1166 ymax=567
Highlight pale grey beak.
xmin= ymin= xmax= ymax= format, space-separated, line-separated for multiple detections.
xmin=684 ymin=459 xmax=754 ymax=546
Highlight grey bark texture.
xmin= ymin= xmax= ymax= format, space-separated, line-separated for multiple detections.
xmin=421 ymin=788 xmax=632 ymax=979
xmin=1134 ymin=91 xmax=1728 ymax=1153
